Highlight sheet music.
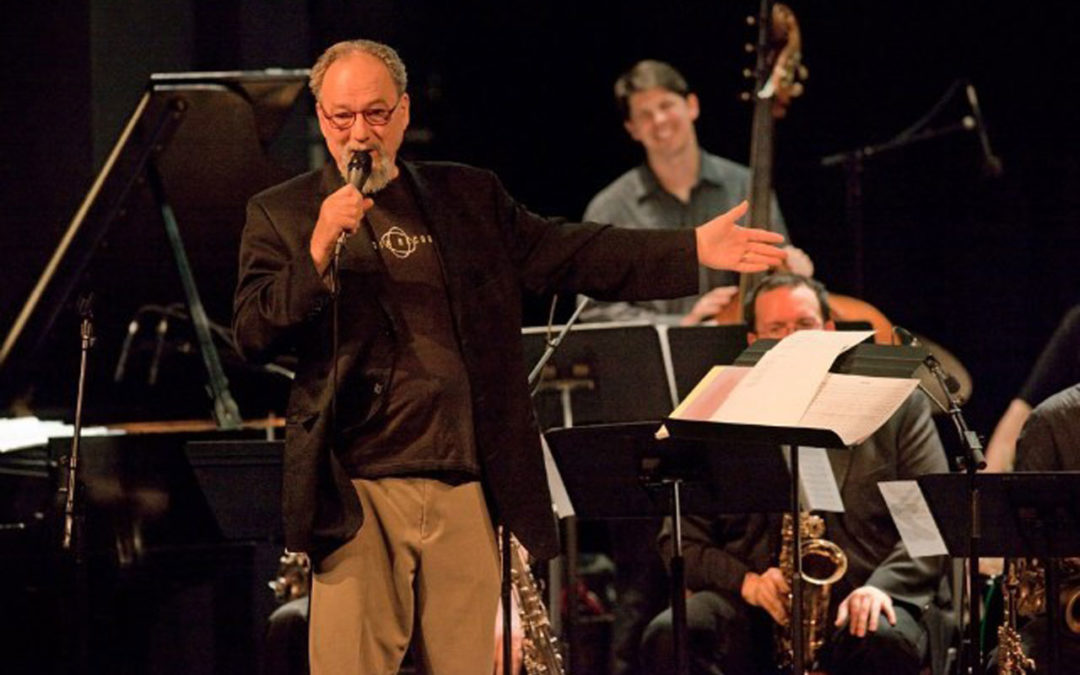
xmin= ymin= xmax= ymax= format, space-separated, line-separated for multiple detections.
xmin=712 ymin=330 xmax=874 ymax=426
xmin=541 ymin=434 xmax=575 ymax=518
xmin=666 ymin=330 xmax=916 ymax=446
xmin=0 ymin=416 xmax=115 ymax=453
xmin=878 ymin=480 xmax=948 ymax=557
xmin=800 ymin=374 xmax=919 ymax=446
xmin=795 ymin=447 xmax=845 ymax=512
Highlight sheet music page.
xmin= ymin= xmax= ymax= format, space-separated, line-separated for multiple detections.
xmin=878 ymin=480 xmax=948 ymax=557
xmin=658 ymin=365 xmax=751 ymax=439
xmin=0 ymin=416 xmax=115 ymax=453
xmin=540 ymin=434 xmax=575 ymax=519
xmin=799 ymin=374 xmax=919 ymax=446
xmin=712 ymin=330 xmax=874 ymax=426
xmin=796 ymin=447 xmax=845 ymax=512
xmin=670 ymin=366 xmax=751 ymax=420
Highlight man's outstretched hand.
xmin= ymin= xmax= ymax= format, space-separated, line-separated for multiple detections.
xmin=695 ymin=201 xmax=787 ymax=273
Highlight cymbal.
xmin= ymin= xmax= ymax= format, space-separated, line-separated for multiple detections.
xmin=910 ymin=332 xmax=973 ymax=413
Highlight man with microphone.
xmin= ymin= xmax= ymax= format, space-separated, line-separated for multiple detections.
xmin=233 ymin=39 xmax=787 ymax=674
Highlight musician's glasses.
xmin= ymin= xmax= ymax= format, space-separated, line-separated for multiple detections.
xmin=318 ymin=97 xmax=402 ymax=130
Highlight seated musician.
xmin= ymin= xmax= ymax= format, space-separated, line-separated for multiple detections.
xmin=988 ymin=380 xmax=1080 ymax=673
xmin=579 ymin=58 xmax=814 ymax=326
xmin=578 ymin=58 xmax=816 ymax=675
xmin=984 ymin=303 xmax=1080 ymax=473
xmin=639 ymin=273 xmax=953 ymax=675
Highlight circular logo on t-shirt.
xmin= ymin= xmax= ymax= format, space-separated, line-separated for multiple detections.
xmin=380 ymin=226 xmax=418 ymax=259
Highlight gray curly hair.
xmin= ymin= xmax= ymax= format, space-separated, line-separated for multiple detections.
xmin=309 ymin=39 xmax=408 ymax=101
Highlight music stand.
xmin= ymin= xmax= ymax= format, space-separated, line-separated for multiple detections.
xmin=544 ymin=422 xmax=792 ymax=520
xmin=184 ymin=439 xmax=284 ymax=541
xmin=663 ymin=340 xmax=927 ymax=673
xmin=544 ymin=422 xmax=794 ymax=675
xmin=919 ymin=472 xmax=1080 ymax=674
xmin=522 ymin=322 xmax=673 ymax=430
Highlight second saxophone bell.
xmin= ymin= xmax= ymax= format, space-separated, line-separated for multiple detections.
xmin=775 ymin=512 xmax=848 ymax=672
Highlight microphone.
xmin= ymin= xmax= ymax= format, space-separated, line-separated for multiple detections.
xmin=113 ymin=317 xmax=140 ymax=382
xmin=892 ymin=326 xmax=961 ymax=395
xmin=347 ymin=149 xmax=373 ymax=190
xmin=147 ymin=315 xmax=168 ymax=386
xmin=963 ymin=82 xmax=1003 ymax=177
xmin=892 ymin=325 xmax=918 ymax=347
xmin=335 ymin=150 xmax=374 ymax=257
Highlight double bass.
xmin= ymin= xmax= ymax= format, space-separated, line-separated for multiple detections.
xmin=716 ymin=2 xmax=894 ymax=345
xmin=717 ymin=2 xmax=972 ymax=405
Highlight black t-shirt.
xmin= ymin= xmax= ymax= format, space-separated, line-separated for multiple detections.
xmin=339 ymin=177 xmax=479 ymax=479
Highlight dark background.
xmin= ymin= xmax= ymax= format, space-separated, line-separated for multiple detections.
xmin=2 ymin=0 xmax=1078 ymax=436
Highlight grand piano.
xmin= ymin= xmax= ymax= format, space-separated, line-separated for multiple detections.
xmin=0 ymin=70 xmax=311 ymax=675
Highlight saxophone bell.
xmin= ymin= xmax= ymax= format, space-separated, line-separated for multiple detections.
xmin=775 ymin=512 xmax=848 ymax=671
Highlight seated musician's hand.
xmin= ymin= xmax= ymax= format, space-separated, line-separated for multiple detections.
xmin=979 ymin=557 xmax=1004 ymax=577
xmin=310 ymin=184 xmax=375 ymax=275
xmin=695 ymin=201 xmax=786 ymax=273
xmin=741 ymin=567 xmax=791 ymax=626
xmin=780 ymin=245 xmax=814 ymax=278
xmin=681 ymin=285 xmax=739 ymax=326
xmin=834 ymin=585 xmax=896 ymax=637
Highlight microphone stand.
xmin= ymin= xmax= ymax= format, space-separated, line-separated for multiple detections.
xmin=528 ymin=299 xmax=591 ymax=396
xmin=821 ymin=78 xmax=983 ymax=297
xmin=62 ymin=294 xmax=95 ymax=554
xmin=923 ymin=353 xmax=985 ymax=674
xmin=507 ymin=296 xmax=590 ymax=675
xmin=59 ymin=293 xmax=95 ymax=674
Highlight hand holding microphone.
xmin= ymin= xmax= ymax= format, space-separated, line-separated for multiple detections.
xmin=310 ymin=150 xmax=374 ymax=275
xmin=337 ymin=150 xmax=374 ymax=254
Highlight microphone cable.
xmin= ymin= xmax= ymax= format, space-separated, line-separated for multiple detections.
xmin=330 ymin=151 xmax=373 ymax=454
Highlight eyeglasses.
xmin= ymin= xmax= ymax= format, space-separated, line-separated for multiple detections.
xmin=757 ymin=318 xmax=823 ymax=339
xmin=318 ymin=97 xmax=402 ymax=130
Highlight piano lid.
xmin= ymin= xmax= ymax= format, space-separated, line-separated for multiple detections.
xmin=1 ymin=70 xmax=311 ymax=423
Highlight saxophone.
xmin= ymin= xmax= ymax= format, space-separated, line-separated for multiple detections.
xmin=269 ymin=550 xmax=311 ymax=603
xmin=775 ymin=512 xmax=848 ymax=672
xmin=508 ymin=534 xmax=565 ymax=675
xmin=997 ymin=559 xmax=1036 ymax=674
xmin=998 ymin=555 xmax=1080 ymax=668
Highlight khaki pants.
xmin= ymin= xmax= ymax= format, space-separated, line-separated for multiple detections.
xmin=309 ymin=477 xmax=500 ymax=675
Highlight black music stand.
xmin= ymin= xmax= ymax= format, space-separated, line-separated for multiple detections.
xmin=522 ymin=322 xmax=674 ymax=430
xmin=522 ymin=321 xmax=673 ymax=671
xmin=919 ymin=472 xmax=1080 ymax=674
xmin=185 ymin=439 xmax=284 ymax=541
xmin=544 ymin=422 xmax=793 ymax=675
xmin=544 ymin=422 xmax=792 ymax=520
xmin=663 ymin=339 xmax=927 ymax=673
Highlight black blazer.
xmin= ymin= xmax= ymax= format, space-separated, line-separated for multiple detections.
xmin=233 ymin=160 xmax=699 ymax=561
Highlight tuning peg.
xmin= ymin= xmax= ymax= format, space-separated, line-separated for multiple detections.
xmin=746 ymin=15 xmax=756 ymax=26
xmin=738 ymin=91 xmax=752 ymax=102
xmin=744 ymin=43 xmax=755 ymax=53
xmin=742 ymin=68 xmax=754 ymax=79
